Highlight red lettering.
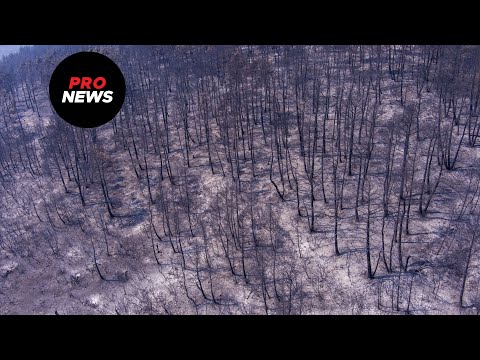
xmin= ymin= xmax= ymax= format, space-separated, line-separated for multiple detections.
xmin=80 ymin=77 xmax=92 ymax=89
xmin=68 ymin=77 xmax=106 ymax=90
xmin=93 ymin=77 xmax=106 ymax=90
xmin=68 ymin=77 xmax=81 ymax=89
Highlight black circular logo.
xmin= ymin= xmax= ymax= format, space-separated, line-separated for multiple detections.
xmin=49 ymin=51 xmax=126 ymax=128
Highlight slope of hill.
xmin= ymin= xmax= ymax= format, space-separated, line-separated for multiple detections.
xmin=0 ymin=45 xmax=479 ymax=315
xmin=0 ymin=45 xmax=23 ymax=57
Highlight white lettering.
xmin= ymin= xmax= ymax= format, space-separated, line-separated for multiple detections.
xmin=61 ymin=91 xmax=114 ymax=103
xmin=74 ymin=91 xmax=86 ymax=103
xmin=102 ymin=91 xmax=113 ymax=103
xmin=62 ymin=91 xmax=75 ymax=103
xmin=87 ymin=91 xmax=104 ymax=103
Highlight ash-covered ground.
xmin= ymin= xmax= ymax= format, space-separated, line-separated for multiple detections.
xmin=1 ymin=45 xmax=479 ymax=314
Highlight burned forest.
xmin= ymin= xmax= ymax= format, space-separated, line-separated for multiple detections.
xmin=1 ymin=45 xmax=480 ymax=314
